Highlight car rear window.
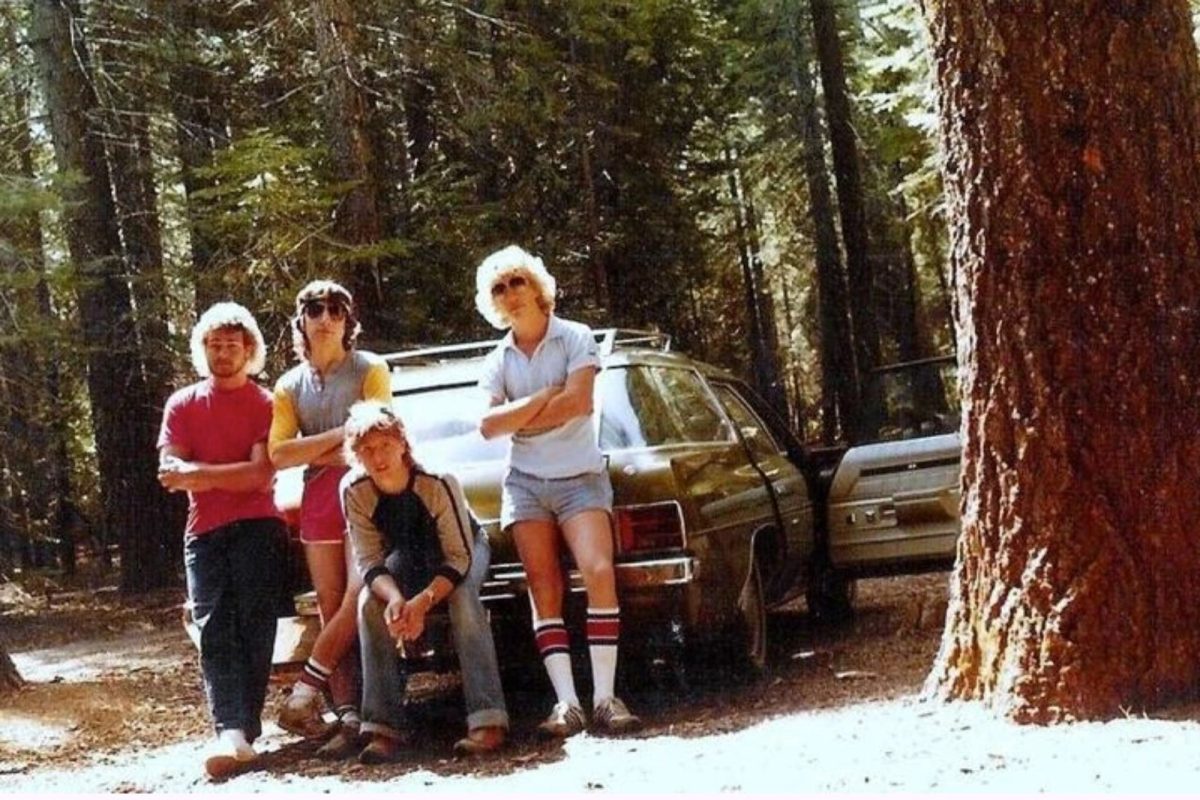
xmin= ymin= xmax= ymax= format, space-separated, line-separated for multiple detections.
xmin=393 ymin=365 xmax=735 ymax=470
xmin=597 ymin=366 xmax=733 ymax=449
xmin=392 ymin=384 xmax=508 ymax=469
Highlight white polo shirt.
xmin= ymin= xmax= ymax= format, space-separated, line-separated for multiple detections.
xmin=478 ymin=316 xmax=604 ymax=478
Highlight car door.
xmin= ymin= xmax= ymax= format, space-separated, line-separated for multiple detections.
xmin=825 ymin=357 xmax=962 ymax=574
xmin=710 ymin=381 xmax=815 ymax=603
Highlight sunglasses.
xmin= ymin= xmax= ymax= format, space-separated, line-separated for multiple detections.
xmin=303 ymin=300 xmax=347 ymax=321
xmin=490 ymin=275 xmax=529 ymax=297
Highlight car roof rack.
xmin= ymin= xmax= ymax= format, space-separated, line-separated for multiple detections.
xmin=382 ymin=327 xmax=672 ymax=370
xmin=596 ymin=328 xmax=672 ymax=356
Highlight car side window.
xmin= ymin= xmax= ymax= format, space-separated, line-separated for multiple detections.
xmin=713 ymin=383 xmax=782 ymax=463
xmin=598 ymin=366 xmax=733 ymax=449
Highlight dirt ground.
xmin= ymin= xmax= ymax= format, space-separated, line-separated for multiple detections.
xmin=3 ymin=569 xmax=1200 ymax=794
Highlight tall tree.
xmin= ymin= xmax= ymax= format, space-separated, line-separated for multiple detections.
xmin=310 ymin=0 xmax=390 ymax=336
xmin=29 ymin=0 xmax=174 ymax=593
xmin=161 ymin=0 xmax=230 ymax=312
xmin=0 ymin=7 xmax=75 ymax=573
xmin=809 ymin=0 xmax=881 ymax=440
xmin=782 ymin=0 xmax=859 ymax=442
xmin=921 ymin=0 xmax=1200 ymax=721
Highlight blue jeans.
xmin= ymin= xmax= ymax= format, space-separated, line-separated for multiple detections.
xmin=359 ymin=529 xmax=509 ymax=740
xmin=184 ymin=518 xmax=286 ymax=741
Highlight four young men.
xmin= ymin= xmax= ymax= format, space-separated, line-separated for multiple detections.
xmin=161 ymin=246 xmax=638 ymax=781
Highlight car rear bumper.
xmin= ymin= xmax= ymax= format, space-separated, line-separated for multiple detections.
xmin=480 ymin=555 xmax=699 ymax=602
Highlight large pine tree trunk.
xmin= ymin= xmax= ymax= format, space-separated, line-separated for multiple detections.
xmin=30 ymin=0 xmax=174 ymax=593
xmin=921 ymin=0 xmax=1200 ymax=721
xmin=808 ymin=0 xmax=882 ymax=441
xmin=0 ymin=643 xmax=20 ymax=693
xmin=310 ymin=0 xmax=388 ymax=334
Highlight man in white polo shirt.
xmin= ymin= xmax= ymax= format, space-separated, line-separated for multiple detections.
xmin=475 ymin=244 xmax=640 ymax=737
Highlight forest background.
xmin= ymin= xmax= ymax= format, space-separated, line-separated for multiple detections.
xmin=0 ymin=0 xmax=1156 ymax=593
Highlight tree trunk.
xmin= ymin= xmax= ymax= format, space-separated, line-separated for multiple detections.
xmin=726 ymin=150 xmax=787 ymax=416
xmin=921 ymin=0 xmax=1200 ymax=721
xmin=1 ymin=6 xmax=76 ymax=574
xmin=162 ymin=1 xmax=229 ymax=313
xmin=311 ymin=0 xmax=388 ymax=333
xmin=0 ymin=642 xmax=21 ymax=693
xmin=29 ymin=0 xmax=174 ymax=593
xmin=785 ymin=0 xmax=859 ymax=444
xmin=808 ymin=0 xmax=881 ymax=441
xmin=743 ymin=182 xmax=791 ymax=418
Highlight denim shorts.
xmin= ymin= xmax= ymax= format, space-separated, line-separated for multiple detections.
xmin=501 ymin=468 xmax=613 ymax=531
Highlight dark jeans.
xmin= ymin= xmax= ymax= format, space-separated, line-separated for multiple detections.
xmin=184 ymin=517 xmax=286 ymax=740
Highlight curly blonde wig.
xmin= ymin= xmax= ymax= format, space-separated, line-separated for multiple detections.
xmin=190 ymin=302 xmax=267 ymax=378
xmin=474 ymin=244 xmax=557 ymax=329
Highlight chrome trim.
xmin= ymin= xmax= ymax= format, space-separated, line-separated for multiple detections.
xmin=480 ymin=556 xmax=697 ymax=600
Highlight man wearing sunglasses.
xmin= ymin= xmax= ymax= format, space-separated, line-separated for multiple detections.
xmin=475 ymin=245 xmax=641 ymax=738
xmin=269 ymin=280 xmax=392 ymax=759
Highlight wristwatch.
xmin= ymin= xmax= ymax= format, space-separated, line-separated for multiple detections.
xmin=422 ymin=588 xmax=437 ymax=608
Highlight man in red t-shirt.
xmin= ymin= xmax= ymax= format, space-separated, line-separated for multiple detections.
xmin=157 ymin=302 xmax=283 ymax=780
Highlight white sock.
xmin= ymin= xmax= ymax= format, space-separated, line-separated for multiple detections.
xmin=533 ymin=616 xmax=579 ymax=707
xmin=544 ymin=652 xmax=580 ymax=707
xmin=219 ymin=728 xmax=255 ymax=759
xmin=291 ymin=681 xmax=318 ymax=700
xmin=587 ymin=607 xmax=620 ymax=706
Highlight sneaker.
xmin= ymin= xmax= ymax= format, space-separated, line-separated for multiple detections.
xmin=278 ymin=689 xmax=333 ymax=739
xmin=452 ymin=725 xmax=506 ymax=757
xmin=203 ymin=735 xmax=256 ymax=781
xmin=315 ymin=723 xmax=369 ymax=761
xmin=358 ymin=733 xmax=406 ymax=765
xmin=592 ymin=697 xmax=642 ymax=735
xmin=536 ymin=701 xmax=587 ymax=739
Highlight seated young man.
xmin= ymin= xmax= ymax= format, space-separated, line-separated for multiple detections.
xmin=340 ymin=401 xmax=509 ymax=762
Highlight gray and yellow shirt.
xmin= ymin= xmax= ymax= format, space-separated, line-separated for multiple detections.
xmin=268 ymin=350 xmax=390 ymax=456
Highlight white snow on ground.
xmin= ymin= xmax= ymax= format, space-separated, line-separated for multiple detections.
xmin=3 ymin=697 xmax=1199 ymax=794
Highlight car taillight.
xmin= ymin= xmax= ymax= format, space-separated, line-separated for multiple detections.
xmin=614 ymin=502 xmax=685 ymax=553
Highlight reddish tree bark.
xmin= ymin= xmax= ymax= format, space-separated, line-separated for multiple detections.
xmin=0 ymin=643 xmax=20 ymax=693
xmin=921 ymin=0 xmax=1200 ymax=721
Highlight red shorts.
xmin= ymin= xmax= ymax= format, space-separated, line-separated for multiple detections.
xmin=299 ymin=466 xmax=350 ymax=544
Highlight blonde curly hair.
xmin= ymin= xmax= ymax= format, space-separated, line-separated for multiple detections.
xmin=474 ymin=245 xmax=557 ymax=329
xmin=190 ymin=302 xmax=267 ymax=378
xmin=343 ymin=401 xmax=418 ymax=471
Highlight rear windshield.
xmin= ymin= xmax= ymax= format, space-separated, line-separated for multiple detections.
xmin=393 ymin=385 xmax=507 ymax=469
xmin=873 ymin=358 xmax=961 ymax=442
xmin=392 ymin=365 xmax=732 ymax=469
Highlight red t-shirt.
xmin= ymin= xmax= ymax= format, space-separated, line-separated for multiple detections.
xmin=157 ymin=380 xmax=280 ymax=536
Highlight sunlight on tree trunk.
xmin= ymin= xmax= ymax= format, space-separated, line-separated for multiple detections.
xmin=0 ymin=643 xmax=21 ymax=693
xmin=921 ymin=0 xmax=1200 ymax=722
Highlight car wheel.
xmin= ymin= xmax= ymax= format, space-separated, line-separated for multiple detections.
xmin=735 ymin=558 xmax=769 ymax=673
xmin=806 ymin=571 xmax=856 ymax=623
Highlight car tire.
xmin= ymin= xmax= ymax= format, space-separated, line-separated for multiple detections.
xmin=806 ymin=571 xmax=856 ymax=623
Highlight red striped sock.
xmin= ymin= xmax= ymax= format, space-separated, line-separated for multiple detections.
xmin=588 ymin=607 xmax=620 ymax=703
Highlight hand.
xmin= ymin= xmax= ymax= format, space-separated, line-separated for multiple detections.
xmin=384 ymin=596 xmax=406 ymax=640
xmin=398 ymin=594 xmax=430 ymax=641
xmin=158 ymin=457 xmax=202 ymax=492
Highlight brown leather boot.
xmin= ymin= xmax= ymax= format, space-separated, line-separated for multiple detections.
xmin=452 ymin=725 xmax=506 ymax=757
